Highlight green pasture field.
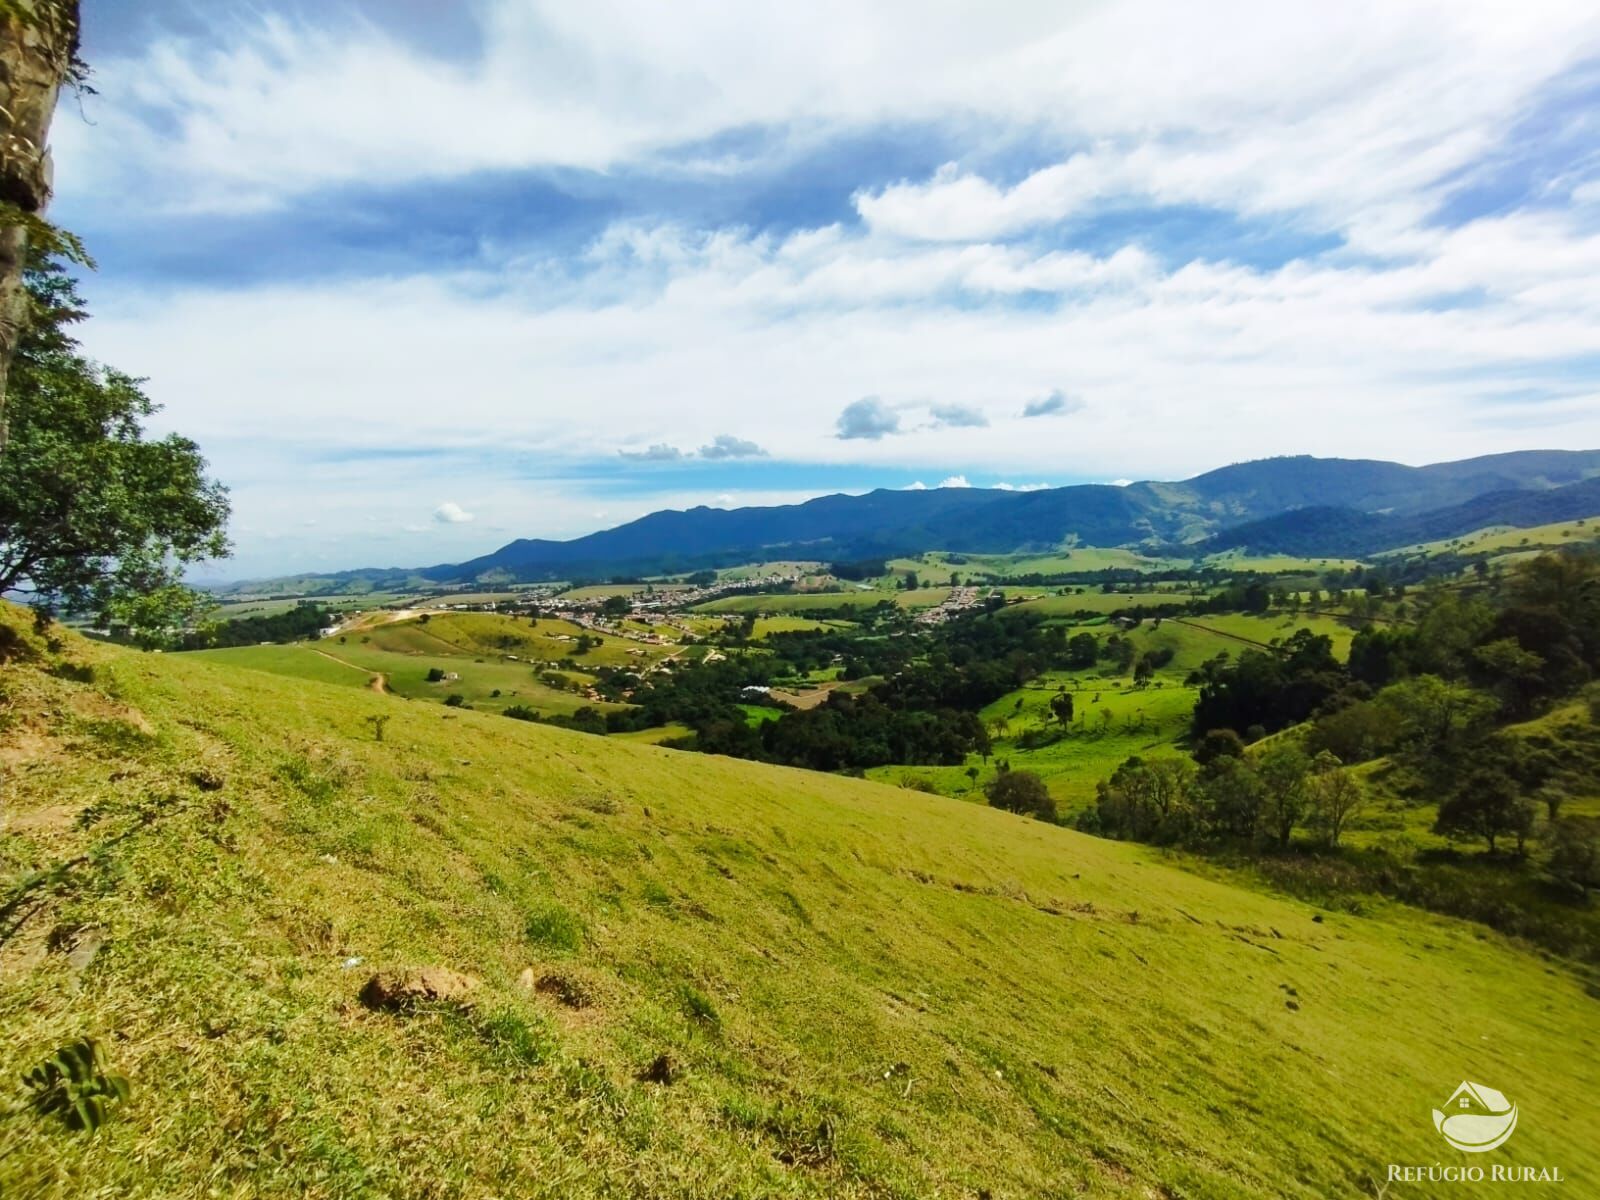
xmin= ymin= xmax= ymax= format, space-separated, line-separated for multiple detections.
xmin=9 ymin=606 xmax=1594 ymax=1197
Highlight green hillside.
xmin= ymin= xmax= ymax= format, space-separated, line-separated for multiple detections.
xmin=3 ymin=609 xmax=1596 ymax=1197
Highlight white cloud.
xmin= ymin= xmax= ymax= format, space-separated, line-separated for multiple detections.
xmin=836 ymin=396 xmax=901 ymax=440
xmin=1021 ymin=390 xmax=1084 ymax=419
xmin=620 ymin=443 xmax=686 ymax=461
xmin=903 ymin=481 xmax=927 ymax=490
xmin=698 ymin=434 xmax=767 ymax=459
xmin=929 ymin=403 xmax=989 ymax=429
xmin=938 ymin=475 xmax=971 ymax=488
xmin=56 ymin=0 xmax=1600 ymax=577
xmin=433 ymin=501 xmax=475 ymax=524
xmin=58 ymin=2 xmax=1600 ymax=217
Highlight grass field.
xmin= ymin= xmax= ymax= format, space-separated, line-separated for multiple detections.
xmin=5 ymin=607 xmax=1597 ymax=1197
xmin=559 ymin=584 xmax=695 ymax=602
xmin=208 ymin=591 xmax=420 ymax=621
xmin=1199 ymin=550 xmax=1369 ymax=573
xmin=872 ymin=613 xmax=1366 ymax=815
xmin=889 ymin=548 xmax=1190 ymax=584
xmin=750 ymin=616 xmax=854 ymax=640
xmin=356 ymin=613 xmax=678 ymax=671
xmin=186 ymin=612 xmax=673 ymax=720
xmin=696 ymin=588 xmax=951 ymax=614
xmin=1010 ymin=590 xmax=1202 ymax=617
xmin=1385 ymin=516 xmax=1600 ymax=560
xmin=191 ymin=642 xmax=620 ymax=719
xmin=713 ymin=560 xmax=827 ymax=582
xmin=186 ymin=643 xmax=382 ymax=691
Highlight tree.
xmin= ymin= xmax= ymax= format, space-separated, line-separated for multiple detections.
xmin=1306 ymin=751 xmax=1363 ymax=847
xmin=1049 ymin=691 xmax=1074 ymax=728
xmin=1376 ymin=675 xmax=1494 ymax=755
xmin=984 ymin=769 xmax=1055 ymax=821
xmin=1199 ymin=755 xmax=1264 ymax=841
xmin=1433 ymin=769 xmax=1536 ymax=855
xmin=601 ymin=594 xmax=631 ymax=618
xmin=1546 ymin=817 xmax=1600 ymax=895
xmin=1257 ymin=743 xmax=1310 ymax=849
xmin=0 ymin=254 xmax=229 ymax=636
xmin=1194 ymin=727 xmax=1245 ymax=765
xmin=0 ymin=0 xmax=82 ymax=448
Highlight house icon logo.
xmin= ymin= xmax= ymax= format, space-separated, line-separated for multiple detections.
xmin=1432 ymin=1082 xmax=1518 ymax=1153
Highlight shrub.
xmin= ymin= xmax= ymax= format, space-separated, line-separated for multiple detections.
xmin=426 ymin=667 xmax=446 ymax=683
xmin=444 ymin=694 xmax=466 ymax=708
xmin=984 ymin=769 xmax=1056 ymax=821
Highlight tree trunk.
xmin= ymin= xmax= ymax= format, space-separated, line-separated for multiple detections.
xmin=0 ymin=0 xmax=79 ymax=451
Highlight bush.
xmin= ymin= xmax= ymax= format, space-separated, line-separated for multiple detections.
xmin=426 ymin=667 xmax=446 ymax=683
xmin=444 ymin=694 xmax=466 ymax=708
xmin=984 ymin=769 xmax=1056 ymax=821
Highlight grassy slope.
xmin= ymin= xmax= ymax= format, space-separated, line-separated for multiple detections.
xmin=3 ymin=615 xmax=1597 ymax=1198
xmin=1384 ymin=517 xmax=1600 ymax=560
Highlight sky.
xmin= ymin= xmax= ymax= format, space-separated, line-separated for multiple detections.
xmin=54 ymin=0 xmax=1600 ymax=579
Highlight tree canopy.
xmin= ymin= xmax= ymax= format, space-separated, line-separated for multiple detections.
xmin=0 ymin=253 xmax=229 ymax=635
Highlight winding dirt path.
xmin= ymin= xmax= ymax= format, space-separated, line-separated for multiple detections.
xmin=311 ymin=648 xmax=389 ymax=694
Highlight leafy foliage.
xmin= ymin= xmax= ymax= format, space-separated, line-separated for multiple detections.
xmin=0 ymin=254 xmax=229 ymax=636
xmin=21 ymin=1038 xmax=129 ymax=1132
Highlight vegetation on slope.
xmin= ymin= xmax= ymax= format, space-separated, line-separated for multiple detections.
xmin=3 ymin=607 xmax=1598 ymax=1197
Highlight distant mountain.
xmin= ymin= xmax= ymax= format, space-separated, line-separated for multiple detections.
xmin=1202 ymin=476 xmax=1600 ymax=558
xmin=220 ymin=450 xmax=1600 ymax=590
xmin=431 ymin=450 xmax=1600 ymax=581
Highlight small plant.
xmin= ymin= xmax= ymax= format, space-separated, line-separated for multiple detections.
xmin=364 ymin=714 xmax=391 ymax=742
xmin=524 ymin=902 xmax=585 ymax=953
xmin=22 ymin=1038 xmax=130 ymax=1132
xmin=678 ymin=983 xmax=721 ymax=1027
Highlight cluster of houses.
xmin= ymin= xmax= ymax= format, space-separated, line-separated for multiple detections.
xmin=914 ymin=586 xmax=984 ymax=625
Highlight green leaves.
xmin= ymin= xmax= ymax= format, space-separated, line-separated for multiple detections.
xmin=0 ymin=252 xmax=230 ymax=639
xmin=21 ymin=1037 xmax=130 ymax=1132
xmin=0 ymin=204 xmax=94 ymax=268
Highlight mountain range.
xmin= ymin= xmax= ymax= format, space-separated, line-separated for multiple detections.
xmin=245 ymin=450 xmax=1600 ymax=589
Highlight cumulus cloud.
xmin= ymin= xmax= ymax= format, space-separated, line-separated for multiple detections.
xmin=993 ymin=481 xmax=1052 ymax=491
xmin=938 ymin=475 xmax=971 ymax=488
xmin=620 ymin=443 xmax=687 ymax=461
xmin=698 ymin=434 xmax=768 ymax=459
xmin=836 ymin=397 xmax=901 ymax=440
xmin=904 ymin=480 xmax=927 ymax=490
xmin=60 ymin=0 xmax=1600 ymax=579
xmin=432 ymin=502 xmax=475 ymax=524
xmin=929 ymin=403 xmax=989 ymax=429
xmin=1022 ymin=390 xmax=1085 ymax=418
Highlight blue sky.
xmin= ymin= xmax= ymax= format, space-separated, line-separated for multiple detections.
xmin=56 ymin=1 xmax=1600 ymax=579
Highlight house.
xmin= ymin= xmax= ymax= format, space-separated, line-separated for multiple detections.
xmin=740 ymin=685 xmax=772 ymax=702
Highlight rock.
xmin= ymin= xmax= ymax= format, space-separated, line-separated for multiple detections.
xmin=515 ymin=967 xmax=537 ymax=994
xmin=360 ymin=966 xmax=480 ymax=1012
xmin=637 ymin=1052 xmax=679 ymax=1085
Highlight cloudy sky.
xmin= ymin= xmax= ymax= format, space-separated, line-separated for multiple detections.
xmin=59 ymin=1 xmax=1600 ymax=578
